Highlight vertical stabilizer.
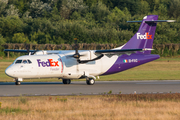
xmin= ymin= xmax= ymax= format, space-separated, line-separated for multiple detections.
xmin=122 ymin=15 xmax=158 ymax=54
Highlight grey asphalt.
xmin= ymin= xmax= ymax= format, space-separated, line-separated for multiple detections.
xmin=0 ymin=80 xmax=180 ymax=96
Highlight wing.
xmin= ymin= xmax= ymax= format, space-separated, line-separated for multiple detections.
xmin=95 ymin=48 xmax=153 ymax=55
xmin=4 ymin=49 xmax=36 ymax=53
xmin=78 ymin=48 xmax=153 ymax=63
xmin=4 ymin=49 xmax=63 ymax=55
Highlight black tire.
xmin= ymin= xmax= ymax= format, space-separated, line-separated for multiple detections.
xmin=15 ymin=81 xmax=21 ymax=85
xmin=86 ymin=80 xmax=90 ymax=84
xmin=86 ymin=78 xmax=95 ymax=85
xmin=63 ymin=79 xmax=67 ymax=84
xmin=67 ymin=79 xmax=71 ymax=84
xmin=63 ymin=79 xmax=71 ymax=84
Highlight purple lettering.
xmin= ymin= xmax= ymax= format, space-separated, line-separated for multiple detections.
xmin=37 ymin=59 xmax=52 ymax=67
xmin=46 ymin=60 xmax=50 ymax=67
xmin=42 ymin=61 xmax=46 ymax=67
xmin=37 ymin=59 xmax=41 ymax=67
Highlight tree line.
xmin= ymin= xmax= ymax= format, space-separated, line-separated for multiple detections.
xmin=0 ymin=0 xmax=180 ymax=56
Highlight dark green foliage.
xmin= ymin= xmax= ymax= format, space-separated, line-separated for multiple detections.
xmin=0 ymin=16 xmax=25 ymax=38
xmin=0 ymin=34 xmax=5 ymax=57
xmin=0 ymin=0 xmax=180 ymax=57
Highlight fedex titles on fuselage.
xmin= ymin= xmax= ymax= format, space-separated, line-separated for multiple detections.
xmin=137 ymin=32 xmax=152 ymax=40
xmin=37 ymin=59 xmax=59 ymax=67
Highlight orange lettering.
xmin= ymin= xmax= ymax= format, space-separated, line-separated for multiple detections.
xmin=146 ymin=33 xmax=152 ymax=39
xmin=54 ymin=61 xmax=59 ymax=66
xmin=49 ymin=59 xmax=55 ymax=66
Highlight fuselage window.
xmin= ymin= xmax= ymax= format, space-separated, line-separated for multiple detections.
xmin=15 ymin=60 xmax=22 ymax=64
xmin=22 ymin=60 xmax=28 ymax=64
xmin=27 ymin=59 xmax=32 ymax=64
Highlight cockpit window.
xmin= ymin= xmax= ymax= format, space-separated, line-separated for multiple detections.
xmin=15 ymin=59 xmax=32 ymax=64
xmin=15 ymin=60 xmax=22 ymax=64
xmin=22 ymin=60 xmax=28 ymax=64
xmin=27 ymin=59 xmax=32 ymax=63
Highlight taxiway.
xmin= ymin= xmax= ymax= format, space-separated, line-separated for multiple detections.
xmin=0 ymin=80 xmax=180 ymax=96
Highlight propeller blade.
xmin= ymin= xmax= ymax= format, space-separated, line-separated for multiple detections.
xmin=26 ymin=46 xmax=30 ymax=54
xmin=74 ymin=38 xmax=78 ymax=54
xmin=73 ymin=38 xmax=81 ymax=61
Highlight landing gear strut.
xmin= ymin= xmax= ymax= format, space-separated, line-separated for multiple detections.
xmin=86 ymin=78 xmax=95 ymax=85
xmin=62 ymin=79 xmax=71 ymax=84
xmin=15 ymin=81 xmax=21 ymax=85
xmin=14 ymin=78 xmax=22 ymax=85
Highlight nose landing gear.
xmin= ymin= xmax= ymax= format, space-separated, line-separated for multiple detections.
xmin=15 ymin=81 xmax=21 ymax=85
xmin=14 ymin=78 xmax=23 ymax=85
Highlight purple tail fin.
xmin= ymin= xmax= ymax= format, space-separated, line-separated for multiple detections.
xmin=122 ymin=15 xmax=158 ymax=54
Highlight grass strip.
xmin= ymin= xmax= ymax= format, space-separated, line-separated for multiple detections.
xmin=0 ymin=94 xmax=180 ymax=119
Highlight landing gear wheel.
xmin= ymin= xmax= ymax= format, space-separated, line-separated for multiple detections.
xmin=66 ymin=79 xmax=71 ymax=84
xmin=15 ymin=81 xmax=21 ymax=85
xmin=86 ymin=78 xmax=95 ymax=85
xmin=62 ymin=79 xmax=71 ymax=84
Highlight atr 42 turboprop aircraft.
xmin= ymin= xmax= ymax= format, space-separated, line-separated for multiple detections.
xmin=4 ymin=15 xmax=175 ymax=85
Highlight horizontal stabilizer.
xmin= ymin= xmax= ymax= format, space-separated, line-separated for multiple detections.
xmin=127 ymin=20 xmax=176 ymax=23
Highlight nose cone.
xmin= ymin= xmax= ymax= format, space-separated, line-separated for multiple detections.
xmin=5 ymin=67 xmax=14 ymax=78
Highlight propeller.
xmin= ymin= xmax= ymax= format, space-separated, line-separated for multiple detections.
xmin=67 ymin=38 xmax=104 ymax=64
xmin=26 ymin=45 xmax=34 ymax=55
xmin=72 ymin=38 xmax=86 ymax=63
xmin=73 ymin=38 xmax=80 ymax=72
xmin=24 ymin=44 xmax=30 ymax=55
xmin=73 ymin=38 xmax=81 ymax=61
xmin=26 ymin=46 xmax=29 ymax=54
xmin=25 ymin=44 xmax=38 ymax=55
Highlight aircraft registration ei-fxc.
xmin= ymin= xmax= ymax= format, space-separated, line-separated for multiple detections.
xmin=4 ymin=15 xmax=175 ymax=85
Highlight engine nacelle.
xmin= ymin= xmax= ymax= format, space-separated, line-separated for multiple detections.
xmin=34 ymin=51 xmax=47 ymax=55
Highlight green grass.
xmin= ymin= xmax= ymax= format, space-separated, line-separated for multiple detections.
xmin=1 ymin=57 xmax=180 ymax=82
xmin=0 ymin=57 xmax=15 ymax=62
xmin=156 ymin=57 xmax=180 ymax=61
xmin=0 ymin=107 xmax=23 ymax=114
xmin=100 ymin=59 xmax=180 ymax=80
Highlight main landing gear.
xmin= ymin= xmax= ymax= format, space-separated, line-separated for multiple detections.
xmin=62 ymin=78 xmax=95 ymax=85
xmin=62 ymin=79 xmax=71 ymax=84
xmin=86 ymin=78 xmax=95 ymax=85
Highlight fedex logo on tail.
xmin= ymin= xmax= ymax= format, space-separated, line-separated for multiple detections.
xmin=37 ymin=59 xmax=59 ymax=67
xmin=137 ymin=32 xmax=152 ymax=40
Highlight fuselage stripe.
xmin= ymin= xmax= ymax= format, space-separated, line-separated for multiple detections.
xmin=60 ymin=58 xmax=63 ymax=73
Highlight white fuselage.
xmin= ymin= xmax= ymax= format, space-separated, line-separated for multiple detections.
xmin=5 ymin=50 xmax=118 ymax=80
